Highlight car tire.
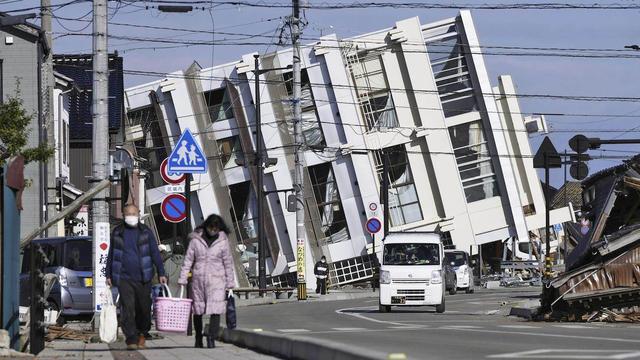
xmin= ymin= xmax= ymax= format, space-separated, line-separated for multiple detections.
xmin=379 ymin=304 xmax=391 ymax=313
xmin=465 ymin=287 xmax=474 ymax=294
xmin=436 ymin=296 xmax=445 ymax=313
xmin=449 ymin=277 xmax=457 ymax=295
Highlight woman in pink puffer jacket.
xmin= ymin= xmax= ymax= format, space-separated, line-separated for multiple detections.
xmin=178 ymin=214 xmax=235 ymax=348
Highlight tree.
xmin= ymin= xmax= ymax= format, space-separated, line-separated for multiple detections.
xmin=0 ymin=90 xmax=53 ymax=166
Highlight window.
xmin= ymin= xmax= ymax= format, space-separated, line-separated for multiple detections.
xmin=63 ymin=240 xmax=92 ymax=271
xmin=308 ymin=162 xmax=349 ymax=244
xmin=448 ymin=121 xmax=500 ymax=202
xmin=283 ymin=70 xmax=325 ymax=147
xmin=425 ymin=26 xmax=478 ymax=118
xmin=0 ymin=59 xmax=3 ymax=103
xmin=127 ymin=106 xmax=169 ymax=188
xmin=229 ymin=181 xmax=258 ymax=252
xmin=374 ymin=145 xmax=423 ymax=226
xmin=217 ymin=136 xmax=243 ymax=169
xmin=384 ymin=243 xmax=440 ymax=266
xmin=346 ymin=49 xmax=398 ymax=131
xmin=204 ymin=87 xmax=234 ymax=123
xmin=63 ymin=121 xmax=69 ymax=165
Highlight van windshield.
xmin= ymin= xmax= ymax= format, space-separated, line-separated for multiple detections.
xmin=64 ymin=240 xmax=92 ymax=271
xmin=445 ymin=252 xmax=467 ymax=267
xmin=383 ymin=243 xmax=440 ymax=265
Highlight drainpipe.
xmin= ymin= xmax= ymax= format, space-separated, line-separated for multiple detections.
xmin=57 ymin=88 xmax=73 ymax=179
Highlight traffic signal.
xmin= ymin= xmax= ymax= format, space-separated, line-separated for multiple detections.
xmin=568 ymin=135 xmax=591 ymax=180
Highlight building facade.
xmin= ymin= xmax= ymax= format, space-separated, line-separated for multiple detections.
xmin=124 ymin=11 xmax=570 ymax=288
xmin=1 ymin=14 xmax=46 ymax=238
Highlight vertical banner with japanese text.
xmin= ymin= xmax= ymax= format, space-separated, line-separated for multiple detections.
xmin=93 ymin=222 xmax=110 ymax=312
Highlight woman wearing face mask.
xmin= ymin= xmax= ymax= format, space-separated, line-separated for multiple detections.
xmin=178 ymin=214 xmax=235 ymax=348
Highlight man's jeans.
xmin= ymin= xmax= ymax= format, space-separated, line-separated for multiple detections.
xmin=119 ymin=279 xmax=152 ymax=344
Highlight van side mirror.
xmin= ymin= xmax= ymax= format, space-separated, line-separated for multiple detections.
xmin=471 ymin=259 xmax=477 ymax=265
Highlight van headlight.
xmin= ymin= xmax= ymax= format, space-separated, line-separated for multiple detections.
xmin=431 ymin=270 xmax=442 ymax=284
xmin=380 ymin=270 xmax=391 ymax=284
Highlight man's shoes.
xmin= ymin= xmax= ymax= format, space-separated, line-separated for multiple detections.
xmin=126 ymin=343 xmax=138 ymax=351
xmin=195 ymin=337 xmax=203 ymax=348
xmin=144 ymin=333 xmax=153 ymax=340
xmin=137 ymin=335 xmax=146 ymax=349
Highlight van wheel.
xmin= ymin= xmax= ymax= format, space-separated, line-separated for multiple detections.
xmin=47 ymin=299 xmax=65 ymax=326
xmin=449 ymin=286 xmax=457 ymax=295
xmin=465 ymin=287 xmax=474 ymax=294
xmin=436 ymin=298 xmax=445 ymax=313
xmin=379 ymin=304 xmax=391 ymax=313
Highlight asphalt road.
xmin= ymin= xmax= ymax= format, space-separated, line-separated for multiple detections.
xmin=237 ymin=288 xmax=640 ymax=360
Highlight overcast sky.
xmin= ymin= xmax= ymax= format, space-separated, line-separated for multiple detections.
xmin=6 ymin=0 xmax=640 ymax=186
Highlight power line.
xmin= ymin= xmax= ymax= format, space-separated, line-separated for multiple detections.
xmin=118 ymin=1 xmax=640 ymax=10
xmin=121 ymin=68 xmax=640 ymax=103
xmin=51 ymin=30 xmax=640 ymax=60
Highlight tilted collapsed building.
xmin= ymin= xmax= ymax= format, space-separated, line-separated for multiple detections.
xmin=124 ymin=10 xmax=571 ymax=288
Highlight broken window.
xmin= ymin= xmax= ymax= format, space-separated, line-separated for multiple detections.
xmin=347 ymin=49 xmax=399 ymax=132
xmin=127 ymin=105 xmax=169 ymax=189
xmin=217 ymin=136 xmax=243 ymax=169
xmin=204 ymin=87 xmax=234 ymax=123
xmin=448 ymin=121 xmax=500 ymax=202
xmin=374 ymin=145 xmax=423 ymax=226
xmin=283 ymin=70 xmax=325 ymax=147
xmin=229 ymin=181 xmax=258 ymax=252
xmin=425 ymin=25 xmax=478 ymax=118
xmin=308 ymin=162 xmax=350 ymax=244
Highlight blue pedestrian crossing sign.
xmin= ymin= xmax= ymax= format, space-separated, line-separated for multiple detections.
xmin=167 ymin=128 xmax=207 ymax=174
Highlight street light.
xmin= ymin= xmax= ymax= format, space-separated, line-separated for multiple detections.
xmin=237 ymin=55 xmax=291 ymax=295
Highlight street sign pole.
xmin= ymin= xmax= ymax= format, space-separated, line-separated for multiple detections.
xmin=544 ymin=153 xmax=552 ymax=279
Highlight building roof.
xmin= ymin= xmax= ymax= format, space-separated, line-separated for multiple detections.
xmin=551 ymin=181 xmax=583 ymax=209
xmin=53 ymin=54 xmax=124 ymax=140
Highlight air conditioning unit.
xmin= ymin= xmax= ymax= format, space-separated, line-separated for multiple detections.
xmin=524 ymin=115 xmax=548 ymax=134
xmin=125 ymin=124 xmax=144 ymax=142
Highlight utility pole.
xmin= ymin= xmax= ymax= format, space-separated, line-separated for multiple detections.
xmin=91 ymin=0 xmax=110 ymax=320
xmin=254 ymin=55 xmax=267 ymax=295
xmin=248 ymin=55 xmax=290 ymax=295
xmin=41 ymin=0 xmax=56 ymax=236
xmin=292 ymin=0 xmax=307 ymax=301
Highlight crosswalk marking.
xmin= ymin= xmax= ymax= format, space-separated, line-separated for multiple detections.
xmin=277 ymin=329 xmax=310 ymax=333
xmin=498 ymin=325 xmax=538 ymax=329
xmin=553 ymin=324 xmax=595 ymax=329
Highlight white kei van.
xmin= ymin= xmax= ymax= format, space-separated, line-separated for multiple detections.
xmin=378 ymin=232 xmax=445 ymax=313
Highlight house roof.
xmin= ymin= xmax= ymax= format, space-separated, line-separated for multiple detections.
xmin=551 ymin=181 xmax=583 ymax=209
xmin=53 ymin=54 xmax=124 ymax=140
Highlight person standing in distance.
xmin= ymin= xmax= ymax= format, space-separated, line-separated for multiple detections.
xmin=106 ymin=204 xmax=167 ymax=350
xmin=314 ymin=256 xmax=329 ymax=295
xmin=178 ymin=214 xmax=235 ymax=349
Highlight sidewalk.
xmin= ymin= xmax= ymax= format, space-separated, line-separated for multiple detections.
xmin=36 ymin=332 xmax=277 ymax=360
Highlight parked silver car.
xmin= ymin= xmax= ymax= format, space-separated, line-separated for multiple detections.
xmin=20 ymin=237 xmax=95 ymax=323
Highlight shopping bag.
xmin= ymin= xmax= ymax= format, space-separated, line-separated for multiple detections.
xmin=226 ymin=290 xmax=237 ymax=330
xmin=99 ymin=288 xmax=119 ymax=343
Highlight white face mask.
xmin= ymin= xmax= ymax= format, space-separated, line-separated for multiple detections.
xmin=124 ymin=216 xmax=139 ymax=227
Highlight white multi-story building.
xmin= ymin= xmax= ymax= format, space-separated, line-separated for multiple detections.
xmin=124 ymin=10 xmax=570 ymax=288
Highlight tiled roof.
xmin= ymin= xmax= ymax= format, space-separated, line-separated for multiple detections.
xmin=53 ymin=54 xmax=124 ymax=140
xmin=551 ymin=181 xmax=583 ymax=209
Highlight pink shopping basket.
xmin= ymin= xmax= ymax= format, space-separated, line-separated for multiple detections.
xmin=154 ymin=284 xmax=192 ymax=333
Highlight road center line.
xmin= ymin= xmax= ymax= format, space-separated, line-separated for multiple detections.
xmin=440 ymin=327 xmax=640 ymax=344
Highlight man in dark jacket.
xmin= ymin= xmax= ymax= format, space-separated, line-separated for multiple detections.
xmin=314 ymin=256 xmax=328 ymax=295
xmin=106 ymin=204 xmax=166 ymax=350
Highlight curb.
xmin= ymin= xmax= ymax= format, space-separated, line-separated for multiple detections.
xmin=220 ymin=327 xmax=386 ymax=360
